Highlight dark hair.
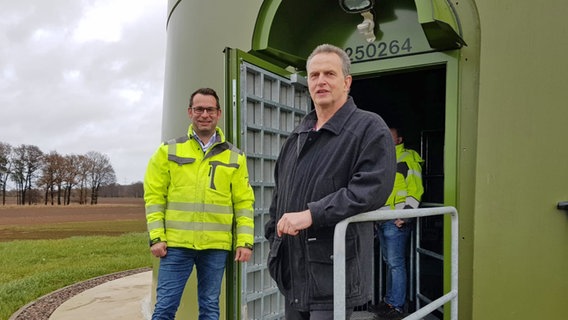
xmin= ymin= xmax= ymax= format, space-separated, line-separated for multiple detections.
xmin=389 ymin=126 xmax=404 ymax=138
xmin=189 ymin=88 xmax=220 ymax=108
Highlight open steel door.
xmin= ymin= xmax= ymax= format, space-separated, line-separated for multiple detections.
xmin=224 ymin=48 xmax=310 ymax=320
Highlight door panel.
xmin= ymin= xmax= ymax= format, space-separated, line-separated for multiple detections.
xmin=349 ymin=60 xmax=452 ymax=318
xmin=225 ymin=48 xmax=310 ymax=320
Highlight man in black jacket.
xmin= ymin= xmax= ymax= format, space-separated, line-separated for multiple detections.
xmin=265 ymin=43 xmax=396 ymax=319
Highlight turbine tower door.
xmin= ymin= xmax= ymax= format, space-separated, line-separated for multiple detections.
xmin=225 ymin=47 xmax=310 ymax=320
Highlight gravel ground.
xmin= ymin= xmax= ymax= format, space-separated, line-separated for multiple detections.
xmin=10 ymin=267 xmax=151 ymax=320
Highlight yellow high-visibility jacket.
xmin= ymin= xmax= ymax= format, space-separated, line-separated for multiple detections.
xmin=385 ymin=143 xmax=424 ymax=210
xmin=144 ymin=126 xmax=254 ymax=251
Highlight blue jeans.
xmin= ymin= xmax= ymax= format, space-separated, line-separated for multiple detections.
xmin=378 ymin=220 xmax=411 ymax=310
xmin=152 ymin=248 xmax=228 ymax=320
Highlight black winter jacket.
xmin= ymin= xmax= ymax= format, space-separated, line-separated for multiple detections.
xmin=265 ymin=97 xmax=396 ymax=311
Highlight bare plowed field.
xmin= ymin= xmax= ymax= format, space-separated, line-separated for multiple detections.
xmin=0 ymin=198 xmax=147 ymax=241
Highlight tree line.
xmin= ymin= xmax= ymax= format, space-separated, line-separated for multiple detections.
xmin=0 ymin=141 xmax=141 ymax=206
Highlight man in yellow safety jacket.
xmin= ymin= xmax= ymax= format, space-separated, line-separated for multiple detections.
xmin=144 ymin=87 xmax=254 ymax=320
xmin=385 ymin=127 xmax=424 ymax=211
xmin=375 ymin=126 xmax=424 ymax=320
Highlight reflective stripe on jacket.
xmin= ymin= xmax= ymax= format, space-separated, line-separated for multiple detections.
xmin=385 ymin=143 xmax=424 ymax=209
xmin=144 ymin=126 xmax=254 ymax=250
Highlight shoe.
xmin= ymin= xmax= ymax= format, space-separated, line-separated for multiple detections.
xmin=372 ymin=301 xmax=392 ymax=316
xmin=381 ymin=306 xmax=405 ymax=320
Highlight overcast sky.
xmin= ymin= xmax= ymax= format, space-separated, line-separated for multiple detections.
xmin=0 ymin=0 xmax=166 ymax=184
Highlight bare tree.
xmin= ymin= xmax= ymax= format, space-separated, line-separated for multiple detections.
xmin=85 ymin=151 xmax=116 ymax=205
xmin=38 ymin=153 xmax=55 ymax=205
xmin=11 ymin=144 xmax=44 ymax=205
xmin=75 ymin=154 xmax=91 ymax=204
xmin=11 ymin=153 xmax=24 ymax=205
xmin=128 ymin=181 xmax=144 ymax=198
xmin=99 ymin=181 xmax=144 ymax=198
xmin=61 ymin=154 xmax=81 ymax=205
xmin=1 ymin=142 xmax=132 ymax=205
xmin=39 ymin=151 xmax=66 ymax=205
xmin=0 ymin=142 xmax=13 ymax=205
xmin=14 ymin=144 xmax=44 ymax=205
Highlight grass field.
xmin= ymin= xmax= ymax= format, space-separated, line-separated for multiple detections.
xmin=0 ymin=198 xmax=152 ymax=319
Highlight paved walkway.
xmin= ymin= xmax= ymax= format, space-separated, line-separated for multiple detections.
xmin=45 ymin=271 xmax=381 ymax=320
xmin=49 ymin=271 xmax=153 ymax=320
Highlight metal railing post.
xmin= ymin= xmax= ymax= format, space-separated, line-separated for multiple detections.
xmin=333 ymin=207 xmax=458 ymax=320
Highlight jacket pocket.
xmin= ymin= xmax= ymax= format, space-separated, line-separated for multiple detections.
xmin=168 ymin=154 xmax=195 ymax=165
xmin=267 ymin=236 xmax=289 ymax=291
xmin=305 ymin=236 xmax=359 ymax=301
xmin=168 ymin=156 xmax=197 ymax=188
xmin=207 ymin=161 xmax=238 ymax=199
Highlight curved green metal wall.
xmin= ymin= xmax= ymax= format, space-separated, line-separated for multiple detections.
xmin=161 ymin=0 xmax=263 ymax=141
xmin=159 ymin=0 xmax=568 ymax=319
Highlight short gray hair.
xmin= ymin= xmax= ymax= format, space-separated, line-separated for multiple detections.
xmin=306 ymin=44 xmax=351 ymax=77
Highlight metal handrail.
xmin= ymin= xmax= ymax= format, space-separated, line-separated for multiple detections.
xmin=333 ymin=206 xmax=458 ymax=320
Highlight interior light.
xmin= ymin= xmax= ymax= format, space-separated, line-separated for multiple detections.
xmin=339 ymin=0 xmax=375 ymax=14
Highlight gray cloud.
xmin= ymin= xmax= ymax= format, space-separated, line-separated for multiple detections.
xmin=0 ymin=0 xmax=166 ymax=184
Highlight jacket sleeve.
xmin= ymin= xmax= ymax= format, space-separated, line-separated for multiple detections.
xmin=403 ymin=150 xmax=424 ymax=209
xmin=232 ymin=152 xmax=255 ymax=249
xmin=143 ymin=143 xmax=170 ymax=243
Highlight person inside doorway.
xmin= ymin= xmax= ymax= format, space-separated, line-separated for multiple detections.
xmin=375 ymin=126 xmax=424 ymax=320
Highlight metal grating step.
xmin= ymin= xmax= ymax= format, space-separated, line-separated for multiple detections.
xmin=351 ymin=311 xmax=378 ymax=320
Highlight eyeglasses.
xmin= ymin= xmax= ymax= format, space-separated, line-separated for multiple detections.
xmin=190 ymin=106 xmax=220 ymax=115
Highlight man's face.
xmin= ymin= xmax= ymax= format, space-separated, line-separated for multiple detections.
xmin=307 ymin=52 xmax=351 ymax=109
xmin=188 ymin=93 xmax=221 ymax=137
xmin=390 ymin=128 xmax=403 ymax=145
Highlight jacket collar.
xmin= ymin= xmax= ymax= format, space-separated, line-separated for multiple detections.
xmin=395 ymin=143 xmax=405 ymax=153
xmin=296 ymin=96 xmax=357 ymax=135
xmin=187 ymin=125 xmax=225 ymax=144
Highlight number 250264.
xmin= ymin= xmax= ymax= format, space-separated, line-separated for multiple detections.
xmin=345 ymin=38 xmax=413 ymax=61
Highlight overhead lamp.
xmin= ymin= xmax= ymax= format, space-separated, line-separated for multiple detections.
xmin=339 ymin=0 xmax=375 ymax=13
xmin=339 ymin=0 xmax=377 ymax=43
